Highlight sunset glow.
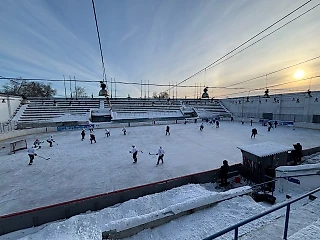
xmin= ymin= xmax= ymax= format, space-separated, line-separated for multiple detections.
xmin=294 ymin=70 xmax=305 ymax=79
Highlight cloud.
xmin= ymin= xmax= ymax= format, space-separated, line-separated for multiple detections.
xmin=119 ymin=26 xmax=138 ymax=44
xmin=0 ymin=0 xmax=320 ymax=98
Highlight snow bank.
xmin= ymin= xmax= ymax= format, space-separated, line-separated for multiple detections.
xmin=277 ymin=163 xmax=320 ymax=172
xmin=3 ymin=185 xmax=254 ymax=240
xmin=103 ymin=186 xmax=251 ymax=232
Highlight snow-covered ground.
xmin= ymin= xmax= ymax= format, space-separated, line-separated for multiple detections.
xmin=1 ymin=181 xmax=319 ymax=240
xmin=1 ymin=121 xmax=320 ymax=217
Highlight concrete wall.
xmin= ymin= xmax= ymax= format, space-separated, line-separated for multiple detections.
xmin=275 ymin=164 xmax=320 ymax=193
xmin=0 ymin=127 xmax=57 ymax=141
xmin=294 ymin=122 xmax=320 ymax=130
xmin=0 ymin=164 xmax=242 ymax=236
xmin=221 ymin=91 xmax=320 ymax=124
xmin=0 ymin=95 xmax=21 ymax=122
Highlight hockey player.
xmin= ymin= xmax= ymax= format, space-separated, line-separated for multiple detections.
xmin=166 ymin=126 xmax=170 ymax=135
xmin=27 ymin=147 xmax=37 ymax=165
xmin=216 ymin=120 xmax=220 ymax=128
xmin=47 ymin=136 xmax=55 ymax=147
xmin=200 ymin=123 xmax=204 ymax=131
xmin=122 ymin=127 xmax=127 ymax=135
xmin=251 ymin=128 xmax=258 ymax=138
xmin=90 ymin=133 xmax=96 ymax=144
xmin=33 ymin=139 xmax=42 ymax=149
xmin=89 ymin=125 xmax=94 ymax=133
xmin=81 ymin=129 xmax=85 ymax=141
xmin=105 ymin=129 xmax=110 ymax=137
xmin=156 ymin=146 xmax=165 ymax=165
xmin=130 ymin=145 xmax=138 ymax=163
xmin=129 ymin=145 xmax=143 ymax=163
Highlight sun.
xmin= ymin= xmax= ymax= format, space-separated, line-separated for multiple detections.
xmin=294 ymin=70 xmax=305 ymax=79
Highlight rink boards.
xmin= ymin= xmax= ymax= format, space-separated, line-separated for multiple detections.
xmin=0 ymin=164 xmax=241 ymax=236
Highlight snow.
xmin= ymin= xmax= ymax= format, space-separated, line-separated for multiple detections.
xmin=111 ymin=110 xmax=183 ymax=120
xmin=289 ymin=218 xmax=320 ymax=240
xmin=1 ymin=122 xmax=320 ymax=239
xmin=238 ymin=141 xmax=292 ymax=157
xmin=0 ymin=184 xmax=271 ymax=240
xmin=104 ymin=186 xmax=251 ymax=232
xmin=2 ymin=183 xmax=319 ymax=240
xmin=276 ymin=163 xmax=320 ymax=172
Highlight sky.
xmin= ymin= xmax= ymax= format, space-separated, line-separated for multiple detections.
xmin=0 ymin=0 xmax=320 ymax=98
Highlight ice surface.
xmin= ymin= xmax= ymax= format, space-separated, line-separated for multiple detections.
xmin=1 ymin=121 xmax=320 ymax=216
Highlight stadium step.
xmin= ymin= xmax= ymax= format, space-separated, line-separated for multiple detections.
xmin=238 ymin=198 xmax=320 ymax=240
xmin=288 ymin=218 xmax=320 ymax=240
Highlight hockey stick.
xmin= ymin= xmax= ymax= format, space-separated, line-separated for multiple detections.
xmin=149 ymin=152 xmax=157 ymax=155
xmin=37 ymin=155 xmax=50 ymax=160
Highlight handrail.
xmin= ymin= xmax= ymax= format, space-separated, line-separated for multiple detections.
xmin=250 ymin=172 xmax=320 ymax=189
xmin=203 ymin=186 xmax=320 ymax=240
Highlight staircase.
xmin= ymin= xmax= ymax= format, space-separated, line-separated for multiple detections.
xmin=238 ymin=196 xmax=320 ymax=240
xmin=289 ymin=218 xmax=320 ymax=240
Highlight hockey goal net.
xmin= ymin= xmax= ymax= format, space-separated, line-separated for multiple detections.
xmin=10 ymin=139 xmax=27 ymax=153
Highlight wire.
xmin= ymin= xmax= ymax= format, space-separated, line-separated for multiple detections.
xmin=91 ymin=0 xmax=107 ymax=85
xmin=224 ymin=55 xmax=320 ymax=88
xmin=0 ymin=77 xmax=248 ymax=89
xmin=206 ymin=3 xmax=320 ymax=82
xmin=215 ymin=75 xmax=320 ymax=98
xmin=1 ymin=54 xmax=319 ymax=93
xmin=165 ymin=0 xmax=316 ymax=92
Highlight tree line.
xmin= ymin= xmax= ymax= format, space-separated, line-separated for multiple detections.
xmin=1 ymin=79 xmax=87 ymax=98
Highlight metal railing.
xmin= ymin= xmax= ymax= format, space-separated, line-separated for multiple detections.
xmin=203 ymin=184 xmax=320 ymax=240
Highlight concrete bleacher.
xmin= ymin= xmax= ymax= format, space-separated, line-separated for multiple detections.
xmin=15 ymin=98 xmax=100 ymax=123
xmin=108 ymin=98 xmax=184 ymax=120
xmin=13 ymin=97 xmax=232 ymax=125
xmin=184 ymin=99 xmax=232 ymax=118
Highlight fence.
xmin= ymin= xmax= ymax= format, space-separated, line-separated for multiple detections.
xmin=0 ymin=121 xmax=17 ymax=133
xmin=233 ymin=112 xmax=313 ymax=122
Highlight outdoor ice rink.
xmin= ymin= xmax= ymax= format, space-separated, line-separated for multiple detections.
xmin=1 ymin=120 xmax=320 ymax=216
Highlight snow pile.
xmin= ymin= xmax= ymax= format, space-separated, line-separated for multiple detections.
xmin=2 ymin=184 xmax=265 ymax=240
xmin=289 ymin=218 xmax=320 ymax=240
xmin=104 ymin=186 xmax=251 ymax=232
xmin=276 ymin=163 xmax=320 ymax=172
xmin=302 ymin=153 xmax=320 ymax=164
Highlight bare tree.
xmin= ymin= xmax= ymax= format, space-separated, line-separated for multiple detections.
xmin=159 ymin=91 xmax=169 ymax=99
xmin=72 ymin=86 xmax=88 ymax=98
xmin=2 ymin=79 xmax=56 ymax=97
xmin=152 ymin=91 xmax=158 ymax=98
